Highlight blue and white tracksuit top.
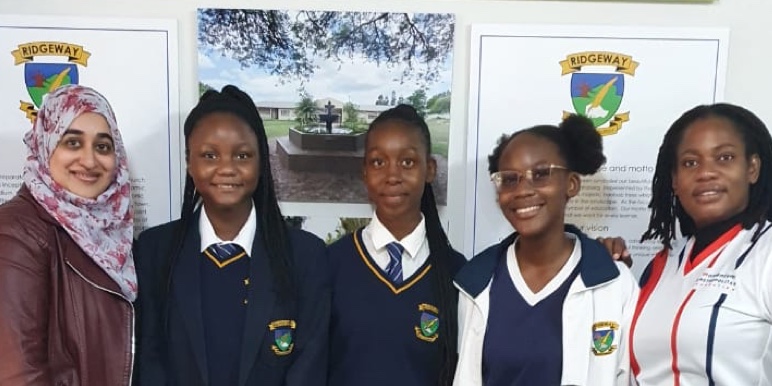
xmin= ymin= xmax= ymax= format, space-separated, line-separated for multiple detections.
xmin=453 ymin=225 xmax=639 ymax=386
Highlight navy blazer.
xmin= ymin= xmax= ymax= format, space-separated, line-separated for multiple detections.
xmin=133 ymin=214 xmax=330 ymax=386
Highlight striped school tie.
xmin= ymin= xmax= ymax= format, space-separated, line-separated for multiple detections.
xmin=204 ymin=243 xmax=247 ymax=269
xmin=385 ymin=242 xmax=404 ymax=284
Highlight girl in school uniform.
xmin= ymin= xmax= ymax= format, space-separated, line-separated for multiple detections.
xmin=134 ymin=85 xmax=330 ymax=386
xmin=631 ymin=103 xmax=772 ymax=385
xmin=327 ymin=104 xmax=466 ymax=386
xmin=454 ymin=115 xmax=638 ymax=386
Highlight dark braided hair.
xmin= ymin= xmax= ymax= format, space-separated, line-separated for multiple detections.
xmin=365 ymin=104 xmax=458 ymax=386
xmin=488 ymin=114 xmax=606 ymax=176
xmin=163 ymin=85 xmax=294 ymax=329
xmin=641 ymin=103 xmax=772 ymax=248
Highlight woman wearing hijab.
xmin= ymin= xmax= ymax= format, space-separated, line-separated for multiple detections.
xmin=0 ymin=84 xmax=136 ymax=386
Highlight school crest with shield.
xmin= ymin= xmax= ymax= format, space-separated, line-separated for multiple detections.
xmin=560 ymin=51 xmax=638 ymax=136
xmin=268 ymin=319 xmax=296 ymax=356
xmin=11 ymin=42 xmax=90 ymax=122
xmin=591 ymin=321 xmax=619 ymax=355
xmin=415 ymin=303 xmax=440 ymax=342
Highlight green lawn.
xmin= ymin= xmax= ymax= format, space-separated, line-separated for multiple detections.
xmin=263 ymin=118 xmax=450 ymax=158
xmin=427 ymin=118 xmax=449 ymax=158
xmin=264 ymin=120 xmax=296 ymax=139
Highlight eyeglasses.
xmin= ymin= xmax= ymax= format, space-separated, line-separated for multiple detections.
xmin=490 ymin=164 xmax=569 ymax=192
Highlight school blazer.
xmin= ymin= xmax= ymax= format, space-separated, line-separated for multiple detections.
xmin=133 ymin=214 xmax=330 ymax=386
xmin=453 ymin=225 xmax=638 ymax=386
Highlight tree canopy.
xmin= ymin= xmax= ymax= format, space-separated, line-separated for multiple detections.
xmin=427 ymin=90 xmax=451 ymax=114
xmin=405 ymin=89 xmax=428 ymax=117
xmin=295 ymin=93 xmax=317 ymax=127
xmin=198 ymin=9 xmax=454 ymax=85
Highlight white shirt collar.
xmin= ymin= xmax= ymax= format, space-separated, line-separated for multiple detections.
xmin=367 ymin=211 xmax=426 ymax=260
xmin=507 ymin=232 xmax=581 ymax=305
xmin=199 ymin=204 xmax=257 ymax=255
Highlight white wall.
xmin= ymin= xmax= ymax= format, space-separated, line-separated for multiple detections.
xmin=4 ymin=0 xmax=769 ymax=254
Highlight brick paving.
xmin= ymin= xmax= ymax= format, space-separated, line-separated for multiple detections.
xmin=269 ymin=138 xmax=448 ymax=205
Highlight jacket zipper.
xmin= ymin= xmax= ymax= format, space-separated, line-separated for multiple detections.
xmin=65 ymin=261 xmax=135 ymax=386
xmin=128 ymin=301 xmax=135 ymax=386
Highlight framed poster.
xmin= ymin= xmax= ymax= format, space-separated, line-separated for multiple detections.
xmin=197 ymin=8 xmax=456 ymax=241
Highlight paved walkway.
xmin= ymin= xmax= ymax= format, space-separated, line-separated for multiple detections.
xmin=269 ymin=138 xmax=448 ymax=205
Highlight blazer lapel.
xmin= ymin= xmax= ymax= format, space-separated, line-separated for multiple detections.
xmin=238 ymin=239 xmax=275 ymax=386
xmin=172 ymin=224 xmax=209 ymax=384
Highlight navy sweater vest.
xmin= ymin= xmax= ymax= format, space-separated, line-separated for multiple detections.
xmin=482 ymin=253 xmax=579 ymax=386
xmin=327 ymin=230 xmax=465 ymax=386
xmin=200 ymin=251 xmax=250 ymax=386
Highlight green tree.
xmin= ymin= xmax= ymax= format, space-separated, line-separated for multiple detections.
xmin=427 ymin=91 xmax=451 ymax=114
xmin=405 ymin=89 xmax=428 ymax=117
xmin=342 ymin=102 xmax=360 ymax=130
xmin=295 ymin=93 xmax=317 ymax=127
xmin=198 ymin=10 xmax=454 ymax=85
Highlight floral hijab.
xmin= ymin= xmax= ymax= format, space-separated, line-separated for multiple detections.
xmin=22 ymin=84 xmax=136 ymax=301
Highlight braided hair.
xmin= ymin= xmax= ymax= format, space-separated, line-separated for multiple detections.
xmin=366 ymin=104 xmax=458 ymax=385
xmin=641 ymin=103 xmax=772 ymax=248
xmin=163 ymin=85 xmax=294 ymax=329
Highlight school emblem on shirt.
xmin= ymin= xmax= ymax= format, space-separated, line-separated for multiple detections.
xmin=268 ymin=319 xmax=296 ymax=356
xmin=559 ymin=51 xmax=638 ymax=136
xmin=11 ymin=41 xmax=91 ymax=122
xmin=591 ymin=321 xmax=619 ymax=355
xmin=415 ymin=303 xmax=440 ymax=343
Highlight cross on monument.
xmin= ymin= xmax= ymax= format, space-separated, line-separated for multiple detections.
xmin=319 ymin=100 xmax=338 ymax=134
xmin=325 ymin=100 xmax=334 ymax=116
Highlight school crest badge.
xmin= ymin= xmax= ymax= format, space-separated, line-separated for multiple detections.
xmin=591 ymin=321 xmax=619 ymax=355
xmin=560 ymin=51 xmax=638 ymax=136
xmin=268 ymin=319 xmax=296 ymax=356
xmin=415 ymin=303 xmax=439 ymax=342
xmin=11 ymin=41 xmax=91 ymax=122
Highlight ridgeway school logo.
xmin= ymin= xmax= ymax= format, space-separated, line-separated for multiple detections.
xmin=591 ymin=321 xmax=619 ymax=355
xmin=268 ymin=319 xmax=296 ymax=356
xmin=12 ymin=41 xmax=91 ymax=122
xmin=560 ymin=51 xmax=638 ymax=136
xmin=415 ymin=303 xmax=439 ymax=343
